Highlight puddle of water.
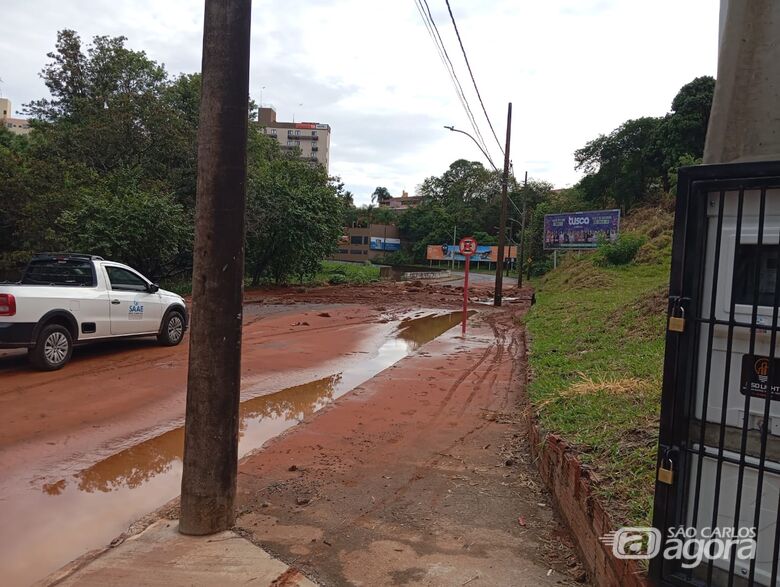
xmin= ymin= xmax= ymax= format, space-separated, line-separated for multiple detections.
xmin=397 ymin=310 xmax=474 ymax=349
xmin=0 ymin=310 xmax=467 ymax=587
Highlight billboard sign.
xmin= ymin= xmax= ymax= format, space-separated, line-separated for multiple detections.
xmin=369 ymin=237 xmax=401 ymax=251
xmin=427 ymin=245 xmax=517 ymax=262
xmin=543 ymin=209 xmax=620 ymax=250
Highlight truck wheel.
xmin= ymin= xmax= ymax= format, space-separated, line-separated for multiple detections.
xmin=158 ymin=311 xmax=185 ymax=346
xmin=30 ymin=324 xmax=73 ymax=371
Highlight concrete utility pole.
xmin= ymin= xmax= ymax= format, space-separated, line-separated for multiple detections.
xmin=705 ymin=0 xmax=780 ymax=163
xmin=180 ymin=0 xmax=252 ymax=536
xmin=517 ymin=171 xmax=527 ymax=288
xmin=493 ymin=103 xmax=512 ymax=307
xmin=451 ymin=225 xmax=456 ymax=271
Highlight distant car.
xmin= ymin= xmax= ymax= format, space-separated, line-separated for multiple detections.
xmin=0 ymin=253 xmax=188 ymax=370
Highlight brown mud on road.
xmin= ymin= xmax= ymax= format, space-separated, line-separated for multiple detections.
xmin=1 ymin=285 xmax=500 ymax=587
xmin=231 ymin=304 xmax=583 ymax=586
xmin=2 ymin=281 xmax=555 ymax=586
xmin=0 ymin=304 xmax=383 ymax=476
xmin=0 ymin=303 xmax=369 ymax=586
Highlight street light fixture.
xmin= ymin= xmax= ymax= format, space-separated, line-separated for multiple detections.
xmin=443 ymin=125 xmax=498 ymax=172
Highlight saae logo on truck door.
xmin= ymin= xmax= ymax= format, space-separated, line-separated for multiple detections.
xmin=128 ymin=302 xmax=144 ymax=320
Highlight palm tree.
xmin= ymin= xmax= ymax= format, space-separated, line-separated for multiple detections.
xmin=371 ymin=186 xmax=392 ymax=205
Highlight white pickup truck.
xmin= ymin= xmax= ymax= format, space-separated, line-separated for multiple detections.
xmin=0 ymin=253 xmax=188 ymax=370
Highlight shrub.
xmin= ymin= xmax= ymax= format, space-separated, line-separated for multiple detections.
xmin=328 ymin=273 xmax=348 ymax=285
xmin=594 ymin=233 xmax=645 ymax=267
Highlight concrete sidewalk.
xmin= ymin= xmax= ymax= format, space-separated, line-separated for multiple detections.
xmin=43 ymin=518 xmax=313 ymax=587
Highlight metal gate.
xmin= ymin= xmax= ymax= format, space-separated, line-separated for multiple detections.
xmin=651 ymin=162 xmax=780 ymax=587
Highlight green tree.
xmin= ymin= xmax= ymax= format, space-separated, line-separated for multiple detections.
xmin=575 ymin=117 xmax=663 ymax=211
xmin=245 ymin=133 xmax=345 ymax=285
xmin=573 ymin=75 xmax=715 ymax=208
xmin=58 ymin=171 xmax=189 ymax=279
xmin=396 ymin=159 xmax=516 ymax=262
xmin=652 ymin=76 xmax=715 ymax=190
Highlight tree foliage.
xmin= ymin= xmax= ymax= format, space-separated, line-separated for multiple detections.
xmin=245 ymin=132 xmax=348 ymax=284
xmin=1 ymin=30 xmax=345 ymax=285
xmin=382 ymin=159 xmax=528 ymax=263
xmin=574 ymin=76 xmax=715 ymax=211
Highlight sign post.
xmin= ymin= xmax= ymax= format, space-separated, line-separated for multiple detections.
xmin=459 ymin=236 xmax=477 ymax=336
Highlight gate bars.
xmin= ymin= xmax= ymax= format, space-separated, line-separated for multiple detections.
xmin=652 ymin=162 xmax=780 ymax=587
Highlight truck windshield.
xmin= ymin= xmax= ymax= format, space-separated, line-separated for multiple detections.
xmin=21 ymin=259 xmax=95 ymax=286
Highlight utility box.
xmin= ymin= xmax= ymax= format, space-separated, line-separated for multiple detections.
xmin=652 ymin=163 xmax=780 ymax=587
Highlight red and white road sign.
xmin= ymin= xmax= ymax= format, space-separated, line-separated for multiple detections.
xmin=458 ymin=237 xmax=478 ymax=336
xmin=459 ymin=236 xmax=477 ymax=256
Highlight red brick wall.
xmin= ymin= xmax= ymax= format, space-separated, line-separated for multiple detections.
xmin=525 ymin=415 xmax=650 ymax=587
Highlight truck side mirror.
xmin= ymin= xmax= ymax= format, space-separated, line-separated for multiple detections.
xmin=148 ymin=283 xmax=159 ymax=293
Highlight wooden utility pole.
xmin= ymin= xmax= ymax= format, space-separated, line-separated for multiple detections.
xmin=517 ymin=171 xmax=527 ymax=288
xmin=493 ymin=103 xmax=512 ymax=306
xmin=180 ymin=0 xmax=252 ymax=536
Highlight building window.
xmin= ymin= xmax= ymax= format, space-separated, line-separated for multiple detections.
xmin=349 ymin=249 xmax=363 ymax=255
xmin=271 ymin=129 xmax=277 ymax=135
xmin=350 ymin=236 xmax=363 ymax=245
xmin=295 ymin=130 xmax=301 ymax=136
xmin=338 ymin=249 xmax=349 ymax=254
xmin=312 ymin=146 xmax=319 ymax=152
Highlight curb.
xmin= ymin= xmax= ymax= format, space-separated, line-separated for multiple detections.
xmin=524 ymin=412 xmax=650 ymax=587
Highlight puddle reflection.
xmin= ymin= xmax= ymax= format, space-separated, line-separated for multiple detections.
xmin=397 ymin=310 xmax=475 ymax=350
xmin=73 ymin=375 xmax=339 ymax=494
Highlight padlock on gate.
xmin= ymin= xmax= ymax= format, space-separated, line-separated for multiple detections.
xmin=658 ymin=454 xmax=674 ymax=485
xmin=668 ymin=305 xmax=686 ymax=333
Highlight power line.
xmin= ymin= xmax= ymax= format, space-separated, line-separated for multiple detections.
xmin=416 ymin=0 xmax=487 ymax=157
xmin=413 ymin=0 xmax=494 ymax=166
xmin=444 ymin=0 xmax=504 ymax=157
xmin=421 ymin=0 xmax=491 ymax=158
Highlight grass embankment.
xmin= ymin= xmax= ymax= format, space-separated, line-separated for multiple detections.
xmin=524 ymin=206 xmax=673 ymax=526
xmin=314 ymin=260 xmax=380 ymax=285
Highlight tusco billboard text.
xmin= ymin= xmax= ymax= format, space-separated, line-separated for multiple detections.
xmin=543 ymin=209 xmax=620 ymax=250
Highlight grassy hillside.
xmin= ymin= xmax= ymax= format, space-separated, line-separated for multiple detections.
xmin=524 ymin=205 xmax=674 ymax=526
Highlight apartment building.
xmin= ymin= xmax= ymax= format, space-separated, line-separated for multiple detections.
xmin=258 ymin=107 xmax=330 ymax=171
xmin=0 ymin=98 xmax=31 ymax=136
xmin=380 ymin=190 xmax=423 ymax=210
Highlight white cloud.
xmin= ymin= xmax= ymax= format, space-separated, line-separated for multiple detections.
xmin=0 ymin=0 xmax=718 ymax=205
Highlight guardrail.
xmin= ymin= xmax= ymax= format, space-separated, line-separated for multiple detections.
xmin=401 ymin=270 xmax=451 ymax=281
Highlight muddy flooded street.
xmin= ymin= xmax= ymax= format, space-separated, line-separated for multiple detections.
xmin=0 ymin=306 xmax=468 ymax=586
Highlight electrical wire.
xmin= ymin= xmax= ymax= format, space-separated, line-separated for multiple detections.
xmin=413 ymin=0 xmax=494 ymax=166
xmin=444 ymin=0 xmax=504 ymax=157
xmin=422 ymin=0 xmax=491 ymax=158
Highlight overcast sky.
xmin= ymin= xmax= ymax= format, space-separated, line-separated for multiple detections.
xmin=0 ymin=0 xmax=718 ymax=205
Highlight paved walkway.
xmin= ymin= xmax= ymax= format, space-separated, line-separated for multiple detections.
xmin=45 ymin=519 xmax=313 ymax=586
